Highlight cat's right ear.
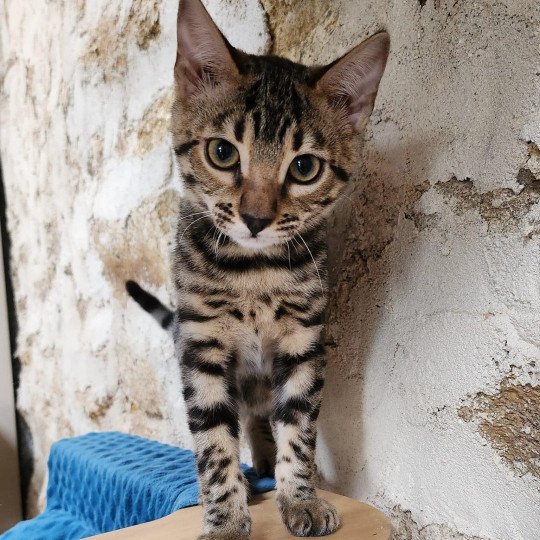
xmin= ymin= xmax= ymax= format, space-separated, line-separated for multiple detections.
xmin=175 ymin=0 xmax=239 ymax=98
xmin=316 ymin=32 xmax=390 ymax=132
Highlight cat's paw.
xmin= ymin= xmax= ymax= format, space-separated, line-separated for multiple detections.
xmin=198 ymin=516 xmax=251 ymax=540
xmin=277 ymin=496 xmax=340 ymax=537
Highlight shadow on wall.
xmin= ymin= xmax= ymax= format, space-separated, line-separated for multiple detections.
xmin=319 ymin=130 xmax=435 ymax=497
xmin=0 ymin=163 xmax=33 ymax=518
xmin=0 ymin=433 xmax=22 ymax=531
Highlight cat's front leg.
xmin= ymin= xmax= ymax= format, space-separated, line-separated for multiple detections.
xmin=181 ymin=336 xmax=251 ymax=540
xmin=272 ymin=339 xmax=340 ymax=537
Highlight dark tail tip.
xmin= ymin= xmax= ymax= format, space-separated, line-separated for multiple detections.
xmin=125 ymin=280 xmax=162 ymax=312
xmin=125 ymin=279 xmax=143 ymax=299
xmin=125 ymin=280 xmax=174 ymax=330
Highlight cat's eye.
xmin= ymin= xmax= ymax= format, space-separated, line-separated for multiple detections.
xmin=288 ymin=155 xmax=322 ymax=183
xmin=206 ymin=139 xmax=240 ymax=170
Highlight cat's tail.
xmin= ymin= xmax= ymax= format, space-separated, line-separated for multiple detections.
xmin=125 ymin=280 xmax=174 ymax=330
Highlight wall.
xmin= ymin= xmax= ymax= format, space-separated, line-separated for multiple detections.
xmin=0 ymin=229 xmax=22 ymax=531
xmin=0 ymin=0 xmax=538 ymax=538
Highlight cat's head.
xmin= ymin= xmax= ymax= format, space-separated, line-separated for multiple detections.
xmin=172 ymin=0 xmax=389 ymax=250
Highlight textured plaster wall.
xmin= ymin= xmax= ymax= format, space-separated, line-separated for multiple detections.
xmin=0 ymin=1 xmax=538 ymax=538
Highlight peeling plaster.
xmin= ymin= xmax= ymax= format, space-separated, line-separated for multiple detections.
xmin=259 ymin=0 xmax=339 ymax=61
xmin=136 ymin=91 xmax=174 ymax=155
xmin=435 ymin=171 xmax=540 ymax=233
xmin=459 ymin=375 xmax=540 ymax=479
xmin=390 ymin=506 xmax=489 ymax=540
xmin=82 ymin=0 xmax=162 ymax=81
xmin=93 ymin=189 xmax=179 ymax=297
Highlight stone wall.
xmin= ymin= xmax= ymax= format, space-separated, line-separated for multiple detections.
xmin=0 ymin=0 xmax=538 ymax=538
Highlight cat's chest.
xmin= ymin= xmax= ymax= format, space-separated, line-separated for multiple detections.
xmin=232 ymin=292 xmax=295 ymax=375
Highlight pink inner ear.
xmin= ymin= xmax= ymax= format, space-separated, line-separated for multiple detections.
xmin=348 ymin=92 xmax=376 ymax=123
xmin=175 ymin=0 xmax=239 ymax=97
xmin=317 ymin=32 xmax=390 ymax=130
xmin=175 ymin=57 xmax=204 ymax=97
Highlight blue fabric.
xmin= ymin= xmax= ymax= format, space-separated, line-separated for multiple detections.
xmin=2 ymin=432 xmax=275 ymax=540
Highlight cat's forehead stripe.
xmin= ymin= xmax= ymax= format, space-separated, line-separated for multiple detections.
xmin=244 ymin=79 xmax=262 ymax=112
xmin=277 ymin=117 xmax=292 ymax=143
xmin=237 ymin=59 xmax=312 ymax=143
xmin=313 ymin=131 xmax=326 ymax=149
xmin=289 ymin=85 xmax=305 ymax=123
xmin=292 ymin=129 xmax=304 ymax=152
xmin=252 ymin=110 xmax=262 ymax=138
xmin=213 ymin=109 xmax=234 ymax=128
xmin=234 ymin=118 xmax=245 ymax=143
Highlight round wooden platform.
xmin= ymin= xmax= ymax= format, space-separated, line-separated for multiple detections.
xmin=90 ymin=489 xmax=392 ymax=539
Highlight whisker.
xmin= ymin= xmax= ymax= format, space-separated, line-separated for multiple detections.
xmin=214 ymin=231 xmax=223 ymax=258
xmin=335 ymin=193 xmax=356 ymax=210
xmin=205 ymin=225 xmax=217 ymax=245
xmin=286 ymin=240 xmax=291 ymax=270
xmin=297 ymin=232 xmax=324 ymax=294
xmin=179 ymin=214 xmax=213 ymax=243
xmin=341 ymin=194 xmax=355 ymax=206
xmin=178 ymin=210 xmax=212 ymax=222
xmin=291 ymin=235 xmax=302 ymax=253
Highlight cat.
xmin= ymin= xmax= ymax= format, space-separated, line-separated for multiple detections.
xmin=126 ymin=0 xmax=389 ymax=537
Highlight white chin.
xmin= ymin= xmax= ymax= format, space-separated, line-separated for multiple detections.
xmin=233 ymin=235 xmax=278 ymax=250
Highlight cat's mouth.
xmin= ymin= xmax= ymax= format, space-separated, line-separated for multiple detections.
xmin=230 ymin=232 xmax=283 ymax=250
xmin=212 ymin=213 xmax=286 ymax=251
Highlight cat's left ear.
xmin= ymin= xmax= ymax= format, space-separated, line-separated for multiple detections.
xmin=316 ymin=32 xmax=390 ymax=131
xmin=175 ymin=0 xmax=240 ymax=98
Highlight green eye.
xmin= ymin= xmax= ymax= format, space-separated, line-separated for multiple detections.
xmin=288 ymin=154 xmax=322 ymax=183
xmin=206 ymin=139 xmax=240 ymax=170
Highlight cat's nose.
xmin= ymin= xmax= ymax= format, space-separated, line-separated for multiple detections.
xmin=241 ymin=213 xmax=273 ymax=236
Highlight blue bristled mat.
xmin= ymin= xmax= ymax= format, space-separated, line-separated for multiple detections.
xmin=1 ymin=432 xmax=275 ymax=540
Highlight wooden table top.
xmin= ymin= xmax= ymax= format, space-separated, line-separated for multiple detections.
xmin=89 ymin=489 xmax=392 ymax=540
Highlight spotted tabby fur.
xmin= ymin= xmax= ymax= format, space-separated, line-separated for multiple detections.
xmin=127 ymin=0 xmax=389 ymax=537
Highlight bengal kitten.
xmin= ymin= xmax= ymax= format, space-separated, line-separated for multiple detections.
xmin=127 ymin=0 xmax=389 ymax=537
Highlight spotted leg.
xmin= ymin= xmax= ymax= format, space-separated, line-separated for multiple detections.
xmin=180 ymin=336 xmax=251 ymax=540
xmin=272 ymin=341 xmax=340 ymax=537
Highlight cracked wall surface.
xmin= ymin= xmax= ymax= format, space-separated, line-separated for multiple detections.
xmin=459 ymin=373 xmax=540 ymax=479
xmin=1 ymin=0 xmax=539 ymax=538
